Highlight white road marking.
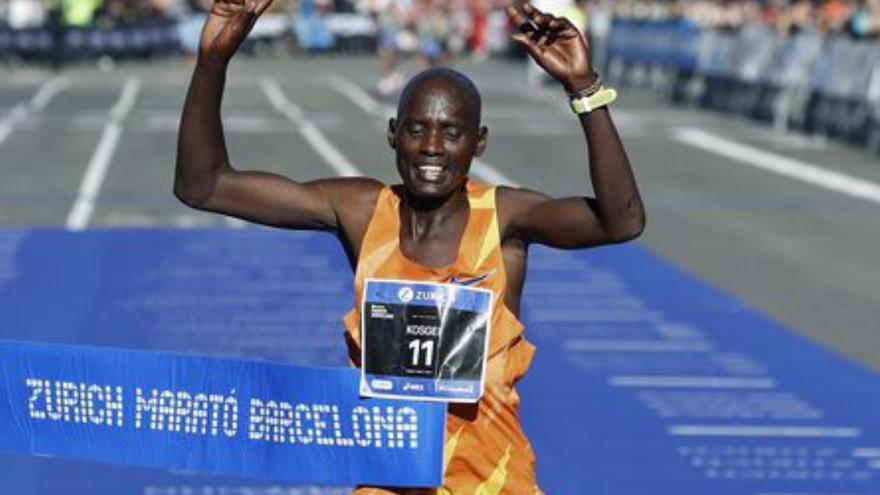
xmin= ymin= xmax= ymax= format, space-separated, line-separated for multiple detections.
xmin=0 ymin=104 xmax=28 ymax=147
xmin=0 ymin=75 xmax=69 ymax=147
xmin=29 ymin=76 xmax=70 ymax=111
xmin=470 ymin=160 xmax=520 ymax=187
xmin=139 ymin=111 xmax=288 ymax=133
xmin=520 ymin=86 xmax=576 ymax=114
xmin=98 ymin=213 xmax=162 ymax=227
xmin=260 ymin=78 xmax=361 ymax=177
xmin=329 ymin=76 xmax=391 ymax=117
xmin=669 ymin=425 xmax=861 ymax=438
xmin=565 ymin=339 xmax=712 ymax=352
xmin=66 ymin=78 xmax=141 ymax=231
xmin=225 ymin=216 xmax=247 ymax=229
xmin=328 ymin=75 xmax=520 ymax=187
xmin=853 ymin=448 xmax=880 ymax=458
xmin=608 ymin=375 xmax=776 ymax=389
xmin=673 ymin=127 xmax=880 ymax=206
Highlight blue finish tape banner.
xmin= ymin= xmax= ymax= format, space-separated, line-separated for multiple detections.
xmin=0 ymin=339 xmax=445 ymax=487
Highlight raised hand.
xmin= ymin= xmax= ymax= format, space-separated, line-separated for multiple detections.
xmin=505 ymin=3 xmax=597 ymax=93
xmin=199 ymin=0 xmax=274 ymax=64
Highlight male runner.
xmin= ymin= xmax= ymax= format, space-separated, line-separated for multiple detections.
xmin=176 ymin=1 xmax=644 ymax=493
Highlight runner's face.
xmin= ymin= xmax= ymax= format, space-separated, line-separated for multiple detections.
xmin=390 ymin=83 xmax=485 ymax=198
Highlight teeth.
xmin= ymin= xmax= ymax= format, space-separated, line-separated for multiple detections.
xmin=418 ymin=165 xmax=443 ymax=181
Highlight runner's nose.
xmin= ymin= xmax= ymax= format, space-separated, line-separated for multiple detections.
xmin=420 ymin=128 xmax=444 ymax=156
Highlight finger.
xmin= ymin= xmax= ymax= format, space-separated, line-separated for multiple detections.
xmin=504 ymin=5 xmax=527 ymax=26
xmin=529 ymin=25 xmax=544 ymax=42
xmin=547 ymin=17 xmax=565 ymax=32
xmin=538 ymin=29 xmax=558 ymax=46
xmin=540 ymin=18 xmax=567 ymax=45
xmin=553 ymin=17 xmax=581 ymax=37
xmin=511 ymin=32 xmax=542 ymax=60
xmin=522 ymin=2 xmax=545 ymax=18
xmin=506 ymin=6 xmax=538 ymax=37
xmin=244 ymin=11 xmax=259 ymax=32
xmin=532 ymin=12 xmax=554 ymax=30
xmin=522 ymin=3 xmax=552 ymax=29
xmin=255 ymin=0 xmax=274 ymax=15
xmin=523 ymin=11 xmax=553 ymax=41
xmin=217 ymin=11 xmax=253 ymax=47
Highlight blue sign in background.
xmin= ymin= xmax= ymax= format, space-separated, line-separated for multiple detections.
xmin=0 ymin=228 xmax=878 ymax=494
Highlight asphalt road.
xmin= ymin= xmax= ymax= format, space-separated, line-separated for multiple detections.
xmin=1 ymin=54 xmax=878 ymax=378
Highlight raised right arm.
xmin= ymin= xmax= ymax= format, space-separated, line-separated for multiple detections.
xmin=174 ymin=0 xmax=381 ymax=236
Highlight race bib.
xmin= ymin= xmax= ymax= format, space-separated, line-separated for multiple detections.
xmin=360 ymin=278 xmax=493 ymax=403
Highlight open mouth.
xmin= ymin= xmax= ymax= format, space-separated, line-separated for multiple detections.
xmin=416 ymin=164 xmax=445 ymax=183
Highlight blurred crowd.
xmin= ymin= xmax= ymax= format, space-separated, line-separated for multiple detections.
xmin=1 ymin=0 xmax=182 ymax=28
xmin=3 ymin=0 xmax=879 ymax=39
xmin=1 ymin=0 xmax=878 ymax=61
xmin=613 ymin=0 xmax=880 ymax=38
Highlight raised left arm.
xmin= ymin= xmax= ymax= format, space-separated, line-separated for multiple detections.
xmin=503 ymin=3 xmax=645 ymax=248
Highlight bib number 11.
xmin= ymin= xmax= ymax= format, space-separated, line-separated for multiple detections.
xmin=408 ymin=339 xmax=435 ymax=368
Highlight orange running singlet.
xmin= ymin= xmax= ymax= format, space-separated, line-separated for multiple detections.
xmin=343 ymin=179 xmax=545 ymax=495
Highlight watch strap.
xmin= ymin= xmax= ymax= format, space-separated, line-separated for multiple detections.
xmin=570 ymin=87 xmax=618 ymax=114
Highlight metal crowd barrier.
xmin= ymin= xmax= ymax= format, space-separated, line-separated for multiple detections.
xmin=0 ymin=13 xmax=377 ymax=64
xmin=607 ymin=19 xmax=880 ymax=154
xmin=0 ymin=21 xmax=181 ymax=62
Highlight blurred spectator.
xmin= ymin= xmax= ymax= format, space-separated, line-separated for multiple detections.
xmin=606 ymin=0 xmax=880 ymax=40
xmin=370 ymin=0 xmax=415 ymax=94
xmin=848 ymin=0 xmax=880 ymax=37
xmin=8 ymin=0 xmax=47 ymax=28
xmin=61 ymin=0 xmax=103 ymax=26
xmin=295 ymin=0 xmax=336 ymax=51
xmin=413 ymin=0 xmax=452 ymax=67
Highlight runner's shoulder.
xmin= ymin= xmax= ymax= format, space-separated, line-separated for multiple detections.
xmin=314 ymin=176 xmax=385 ymax=206
xmin=313 ymin=176 xmax=385 ymax=230
xmin=495 ymin=185 xmax=553 ymax=239
xmin=495 ymin=185 xmax=552 ymax=218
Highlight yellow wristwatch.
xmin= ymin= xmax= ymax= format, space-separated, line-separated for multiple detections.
xmin=570 ymin=87 xmax=618 ymax=115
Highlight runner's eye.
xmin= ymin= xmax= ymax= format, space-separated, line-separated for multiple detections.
xmin=407 ymin=124 xmax=424 ymax=136
xmin=444 ymin=128 xmax=462 ymax=140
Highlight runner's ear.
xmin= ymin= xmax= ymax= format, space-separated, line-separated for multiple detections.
xmin=474 ymin=125 xmax=488 ymax=157
xmin=387 ymin=118 xmax=397 ymax=149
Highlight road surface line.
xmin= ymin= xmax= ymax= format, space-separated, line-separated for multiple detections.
xmin=673 ymin=127 xmax=880 ymax=206
xmin=0 ymin=75 xmax=69 ymax=147
xmin=29 ymin=76 xmax=70 ymax=111
xmin=566 ymin=339 xmax=712 ymax=352
xmin=66 ymin=78 xmax=141 ymax=231
xmin=669 ymin=425 xmax=861 ymax=438
xmin=469 ymin=159 xmax=520 ymax=187
xmin=853 ymin=448 xmax=880 ymax=458
xmin=328 ymin=75 xmax=520 ymax=187
xmin=0 ymin=104 xmax=28 ymax=147
xmin=328 ymin=76 xmax=388 ymax=116
xmin=608 ymin=376 xmax=776 ymax=389
xmin=225 ymin=216 xmax=247 ymax=229
xmin=260 ymin=78 xmax=361 ymax=177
